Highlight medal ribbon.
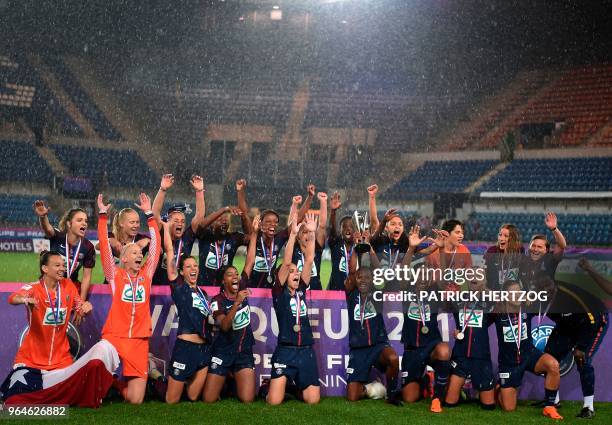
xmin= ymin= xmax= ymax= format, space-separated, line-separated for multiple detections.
xmin=260 ymin=236 xmax=275 ymax=277
xmin=342 ymin=244 xmax=353 ymax=278
xmin=537 ymin=300 xmax=552 ymax=328
xmin=194 ymin=285 xmax=211 ymax=316
xmin=65 ymin=235 xmax=82 ymax=277
xmin=507 ymin=309 xmax=523 ymax=355
xmin=418 ymin=300 xmax=428 ymax=328
xmin=388 ymin=243 xmax=399 ymax=268
xmin=126 ymin=273 xmax=138 ymax=316
xmin=174 ymin=239 xmax=183 ymax=270
xmin=294 ymin=291 xmax=301 ymax=329
xmin=43 ymin=280 xmax=61 ymax=326
xmin=358 ymin=293 xmax=367 ymax=328
xmin=214 ymin=240 xmax=226 ymax=270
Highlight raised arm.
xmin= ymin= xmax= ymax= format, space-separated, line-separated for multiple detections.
xmin=162 ymin=221 xmax=178 ymax=282
xmin=278 ymin=210 xmax=300 ymax=286
xmin=97 ymin=194 xmax=116 ymax=293
xmin=328 ymin=191 xmax=341 ymax=239
xmin=33 ymin=200 xmax=55 ymax=238
xmin=297 ymin=184 xmax=316 ymax=223
xmin=579 ymin=257 xmax=612 ymax=296
xmin=152 ymin=173 xmax=174 ymax=227
xmin=401 ymin=225 xmax=428 ymax=267
xmin=372 ymin=208 xmax=397 ymax=239
xmin=545 ymin=212 xmax=567 ymax=258
xmin=300 ymin=213 xmax=317 ymax=286
xmin=316 ymin=192 xmax=328 ymax=247
xmin=135 ymin=193 xmax=160 ymax=280
xmin=235 ymin=179 xmax=252 ymax=239
xmin=190 ymin=175 xmax=206 ymax=231
xmin=199 ymin=206 xmax=231 ymax=231
xmin=243 ymin=215 xmax=259 ymax=278
xmin=367 ymin=184 xmax=381 ymax=231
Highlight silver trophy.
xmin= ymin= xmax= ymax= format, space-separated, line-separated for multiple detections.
xmin=352 ymin=211 xmax=371 ymax=255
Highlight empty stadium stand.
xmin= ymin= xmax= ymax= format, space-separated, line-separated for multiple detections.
xmin=44 ymin=56 xmax=122 ymax=141
xmin=0 ymin=140 xmax=55 ymax=184
xmin=474 ymin=212 xmax=611 ymax=246
xmin=49 ymin=144 xmax=158 ymax=189
xmin=478 ymin=157 xmax=612 ymax=192
xmin=0 ymin=194 xmax=57 ymax=226
xmin=381 ymin=160 xmax=498 ymax=200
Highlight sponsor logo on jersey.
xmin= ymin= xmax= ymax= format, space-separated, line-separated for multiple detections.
xmin=502 ymin=323 xmax=528 ymax=343
xmin=459 ymin=309 xmax=484 ymax=328
xmin=191 ymin=293 xmax=210 ymax=316
xmin=205 ymin=251 xmax=228 ymax=270
xmin=232 ymin=305 xmax=251 ymax=330
xmin=296 ymin=258 xmax=318 ymax=277
xmin=42 ymin=307 xmax=68 ymax=326
xmin=289 ymin=297 xmax=308 ymax=318
xmin=121 ymin=282 xmax=146 ymax=304
xmin=254 ymin=254 xmax=276 ymax=272
xmin=407 ymin=302 xmax=430 ymax=322
xmin=353 ymin=301 xmax=377 ymax=321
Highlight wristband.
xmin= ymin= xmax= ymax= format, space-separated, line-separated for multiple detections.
xmin=195 ymin=189 xmax=205 ymax=193
xmin=99 ymin=210 xmax=108 ymax=215
xmin=550 ymin=227 xmax=557 ymax=232
xmin=159 ymin=187 xmax=167 ymax=192
xmin=144 ymin=211 xmax=154 ymax=217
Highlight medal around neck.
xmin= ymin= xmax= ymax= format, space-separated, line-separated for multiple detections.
xmin=421 ymin=325 xmax=429 ymax=334
xmin=456 ymin=331 xmax=465 ymax=340
xmin=293 ymin=324 xmax=301 ymax=332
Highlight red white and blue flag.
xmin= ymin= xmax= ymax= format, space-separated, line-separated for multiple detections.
xmin=1 ymin=340 xmax=119 ymax=408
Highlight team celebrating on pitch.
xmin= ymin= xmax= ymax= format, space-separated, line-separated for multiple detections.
xmin=3 ymin=175 xmax=610 ymax=420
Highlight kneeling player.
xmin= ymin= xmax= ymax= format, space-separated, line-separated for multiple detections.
xmin=494 ymin=280 xmax=562 ymax=419
xmin=267 ymin=212 xmax=320 ymax=405
xmin=400 ymin=266 xmax=451 ymax=413
xmin=445 ymin=278 xmax=495 ymax=410
xmin=344 ymin=238 xmax=401 ymax=404
xmin=203 ymin=215 xmax=260 ymax=403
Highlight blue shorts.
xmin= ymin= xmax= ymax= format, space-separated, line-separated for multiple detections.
xmin=169 ymin=339 xmax=212 ymax=382
xmin=545 ymin=314 xmax=609 ymax=364
xmin=498 ymin=348 xmax=543 ymax=388
xmin=347 ymin=343 xmax=389 ymax=383
xmin=271 ymin=345 xmax=320 ymax=390
xmin=401 ymin=339 xmax=441 ymax=386
xmin=450 ymin=357 xmax=494 ymax=391
xmin=208 ymin=350 xmax=254 ymax=377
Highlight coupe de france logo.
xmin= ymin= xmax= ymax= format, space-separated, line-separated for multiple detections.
xmin=531 ymin=325 xmax=574 ymax=376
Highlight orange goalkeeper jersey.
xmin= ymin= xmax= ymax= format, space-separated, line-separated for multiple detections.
xmin=9 ymin=278 xmax=83 ymax=370
xmin=98 ymin=213 xmax=160 ymax=339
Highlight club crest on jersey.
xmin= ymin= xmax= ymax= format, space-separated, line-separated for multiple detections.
xmin=290 ymin=297 xmax=307 ymax=317
xmin=459 ymin=309 xmax=484 ymax=328
xmin=43 ymin=307 xmax=68 ymax=325
xmin=503 ymin=322 xmax=528 ymax=343
xmin=121 ymin=282 xmax=146 ymax=303
xmin=353 ymin=301 xmax=377 ymax=321
xmin=232 ymin=305 xmax=251 ymax=330
xmin=191 ymin=293 xmax=210 ymax=316
xmin=296 ymin=258 xmax=318 ymax=277
xmin=407 ymin=302 xmax=430 ymax=321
